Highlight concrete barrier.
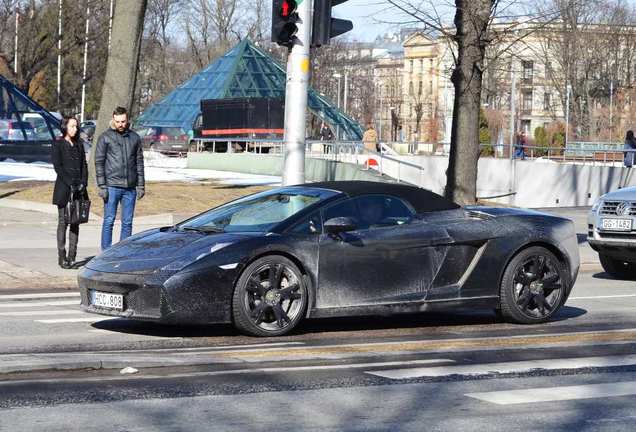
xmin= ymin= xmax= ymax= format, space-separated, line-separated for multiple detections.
xmin=187 ymin=152 xmax=636 ymax=208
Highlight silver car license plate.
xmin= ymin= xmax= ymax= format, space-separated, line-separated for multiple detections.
xmin=91 ymin=291 xmax=124 ymax=310
xmin=601 ymin=218 xmax=633 ymax=231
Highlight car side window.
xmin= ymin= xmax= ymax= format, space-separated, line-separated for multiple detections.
xmin=289 ymin=211 xmax=322 ymax=235
xmin=352 ymin=195 xmax=414 ymax=230
xmin=322 ymin=198 xmax=360 ymax=226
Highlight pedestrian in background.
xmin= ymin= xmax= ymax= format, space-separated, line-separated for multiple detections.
xmin=624 ymin=130 xmax=636 ymax=168
xmin=319 ymin=122 xmax=333 ymax=154
xmin=362 ymin=123 xmax=378 ymax=153
xmin=94 ymin=106 xmax=145 ymax=251
xmin=514 ymin=130 xmax=527 ymax=159
xmin=51 ymin=116 xmax=88 ymax=269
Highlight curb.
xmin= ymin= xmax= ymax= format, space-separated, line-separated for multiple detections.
xmin=0 ymin=353 xmax=240 ymax=375
xmin=0 ymin=198 xmax=177 ymax=225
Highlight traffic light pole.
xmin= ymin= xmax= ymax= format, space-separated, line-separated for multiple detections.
xmin=282 ymin=0 xmax=313 ymax=186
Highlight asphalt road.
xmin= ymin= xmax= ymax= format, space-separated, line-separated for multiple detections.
xmin=0 ymin=268 xmax=635 ymax=431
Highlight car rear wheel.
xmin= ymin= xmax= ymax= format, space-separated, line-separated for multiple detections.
xmin=599 ymin=254 xmax=636 ymax=279
xmin=232 ymin=256 xmax=307 ymax=337
xmin=499 ymin=246 xmax=567 ymax=324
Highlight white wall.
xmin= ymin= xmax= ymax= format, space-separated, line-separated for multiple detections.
xmin=361 ymin=154 xmax=636 ymax=208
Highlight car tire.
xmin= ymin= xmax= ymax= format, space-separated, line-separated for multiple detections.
xmin=499 ymin=246 xmax=568 ymax=324
xmin=599 ymin=254 xmax=635 ymax=279
xmin=232 ymin=255 xmax=307 ymax=337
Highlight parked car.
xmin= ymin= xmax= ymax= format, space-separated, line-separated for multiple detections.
xmin=79 ymin=181 xmax=580 ymax=336
xmin=587 ymin=186 xmax=636 ymax=278
xmin=135 ymin=126 xmax=189 ymax=156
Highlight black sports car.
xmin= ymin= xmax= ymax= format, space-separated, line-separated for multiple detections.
xmin=79 ymin=181 xmax=580 ymax=336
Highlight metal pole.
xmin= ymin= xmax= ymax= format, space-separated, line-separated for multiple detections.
xmin=282 ymin=0 xmax=313 ymax=186
xmin=565 ymin=84 xmax=571 ymax=148
xmin=57 ymin=0 xmax=62 ymax=107
xmin=609 ymin=80 xmax=613 ymax=144
xmin=14 ymin=10 xmax=18 ymax=75
xmin=378 ymin=88 xmax=383 ymax=141
xmin=335 ymin=74 xmax=341 ymax=140
xmin=344 ymin=71 xmax=348 ymax=114
xmin=509 ymin=66 xmax=516 ymax=160
xmin=80 ymin=2 xmax=90 ymax=123
xmin=108 ymin=0 xmax=114 ymax=53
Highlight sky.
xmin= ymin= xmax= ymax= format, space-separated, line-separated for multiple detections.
xmin=335 ymin=0 xmax=455 ymax=42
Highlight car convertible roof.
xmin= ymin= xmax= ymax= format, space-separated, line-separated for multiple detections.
xmin=295 ymin=181 xmax=461 ymax=213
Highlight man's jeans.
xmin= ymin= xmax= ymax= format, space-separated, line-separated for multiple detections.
xmin=101 ymin=186 xmax=137 ymax=251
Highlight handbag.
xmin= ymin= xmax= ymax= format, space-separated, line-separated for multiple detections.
xmin=64 ymin=189 xmax=91 ymax=225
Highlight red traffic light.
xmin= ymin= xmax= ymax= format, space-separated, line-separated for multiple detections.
xmin=280 ymin=0 xmax=297 ymax=18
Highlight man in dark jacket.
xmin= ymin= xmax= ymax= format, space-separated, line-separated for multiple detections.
xmin=94 ymin=106 xmax=145 ymax=250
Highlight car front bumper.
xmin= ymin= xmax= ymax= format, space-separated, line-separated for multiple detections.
xmin=78 ymin=265 xmax=236 ymax=324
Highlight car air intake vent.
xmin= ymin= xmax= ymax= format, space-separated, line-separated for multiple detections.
xmin=600 ymin=201 xmax=636 ymax=216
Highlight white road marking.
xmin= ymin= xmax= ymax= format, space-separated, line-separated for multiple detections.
xmin=0 ymin=310 xmax=86 ymax=317
xmin=0 ymin=300 xmax=78 ymax=308
xmin=466 ymin=381 xmax=636 ymax=405
xmin=36 ymin=317 xmax=104 ymax=324
xmin=569 ymin=294 xmax=636 ymax=300
xmin=0 ymin=359 xmax=456 ymax=386
xmin=365 ymin=354 xmax=636 ymax=379
xmin=0 ymin=292 xmax=79 ymax=300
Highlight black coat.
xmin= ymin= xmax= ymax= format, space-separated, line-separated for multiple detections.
xmin=94 ymin=128 xmax=145 ymax=189
xmin=51 ymin=138 xmax=88 ymax=207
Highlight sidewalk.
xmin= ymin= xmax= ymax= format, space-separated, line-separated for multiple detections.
xmin=0 ymin=201 xmax=192 ymax=291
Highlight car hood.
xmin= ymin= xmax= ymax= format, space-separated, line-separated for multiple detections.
xmin=601 ymin=186 xmax=636 ymax=201
xmin=85 ymin=228 xmax=256 ymax=274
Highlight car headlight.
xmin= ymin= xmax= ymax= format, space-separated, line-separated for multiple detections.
xmin=591 ymin=199 xmax=603 ymax=213
xmin=160 ymin=242 xmax=233 ymax=272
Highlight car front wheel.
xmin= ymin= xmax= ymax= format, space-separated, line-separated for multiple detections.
xmin=599 ymin=254 xmax=636 ymax=279
xmin=499 ymin=246 xmax=568 ymax=324
xmin=232 ymin=255 xmax=307 ymax=337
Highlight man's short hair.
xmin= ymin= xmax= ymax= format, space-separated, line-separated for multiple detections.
xmin=113 ymin=106 xmax=127 ymax=116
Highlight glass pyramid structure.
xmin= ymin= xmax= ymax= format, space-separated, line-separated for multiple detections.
xmin=135 ymin=39 xmax=362 ymax=140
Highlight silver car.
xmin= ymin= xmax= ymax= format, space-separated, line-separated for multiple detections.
xmin=588 ymin=186 xmax=636 ymax=278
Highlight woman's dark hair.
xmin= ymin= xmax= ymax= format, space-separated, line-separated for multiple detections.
xmin=626 ymin=130 xmax=634 ymax=141
xmin=61 ymin=116 xmax=79 ymax=141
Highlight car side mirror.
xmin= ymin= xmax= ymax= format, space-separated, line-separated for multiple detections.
xmin=324 ymin=217 xmax=357 ymax=236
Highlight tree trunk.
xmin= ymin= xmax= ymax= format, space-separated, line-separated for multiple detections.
xmin=89 ymin=0 xmax=148 ymax=181
xmin=444 ymin=0 xmax=493 ymax=205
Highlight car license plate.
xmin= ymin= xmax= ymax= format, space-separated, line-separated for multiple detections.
xmin=91 ymin=291 xmax=123 ymax=310
xmin=601 ymin=218 xmax=633 ymax=231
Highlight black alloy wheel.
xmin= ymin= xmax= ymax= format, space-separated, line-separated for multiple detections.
xmin=232 ymin=256 xmax=307 ymax=336
xmin=499 ymin=246 xmax=567 ymax=324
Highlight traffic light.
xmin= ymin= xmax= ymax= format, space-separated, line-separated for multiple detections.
xmin=271 ymin=0 xmax=300 ymax=47
xmin=312 ymin=0 xmax=353 ymax=47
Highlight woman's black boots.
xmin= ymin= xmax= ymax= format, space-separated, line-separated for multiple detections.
xmin=58 ymin=249 xmax=71 ymax=269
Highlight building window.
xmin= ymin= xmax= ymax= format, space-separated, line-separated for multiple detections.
xmin=418 ymin=81 xmax=422 ymax=96
xmin=544 ymin=92 xmax=551 ymax=110
xmin=420 ymin=59 xmax=424 ymax=72
xmin=409 ymin=81 xmax=413 ymax=95
xmin=410 ymin=60 xmax=413 ymax=73
xmin=523 ymin=90 xmax=533 ymax=112
xmin=545 ymin=62 xmax=552 ymax=79
xmin=523 ymin=61 xmax=534 ymax=82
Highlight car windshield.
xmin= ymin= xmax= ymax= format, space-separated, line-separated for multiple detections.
xmin=178 ymin=187 xmax=338 ymax=233
xmin=161 ymin=127 xmax=185 ymax=137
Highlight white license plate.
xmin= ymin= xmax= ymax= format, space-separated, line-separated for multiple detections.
xmin=601 ymin=218 xmax=633 ymax=231
xmin=91 ymin=291 xmax=124 ymax=310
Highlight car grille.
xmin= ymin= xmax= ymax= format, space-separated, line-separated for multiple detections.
xmin=600 ymin=201 xmax=636 ymax=216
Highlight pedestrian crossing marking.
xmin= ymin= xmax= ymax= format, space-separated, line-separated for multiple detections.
xmin=466 ymin=381 xmax=636 ymax=405
xmin=365 ymin=354 xmax=636 ymax=379
xmin=0 ymin=292 xmax=79 ymax=300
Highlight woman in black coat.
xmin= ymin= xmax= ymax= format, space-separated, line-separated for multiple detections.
xmin=51 ymin=116 xmax=88 ymax=269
